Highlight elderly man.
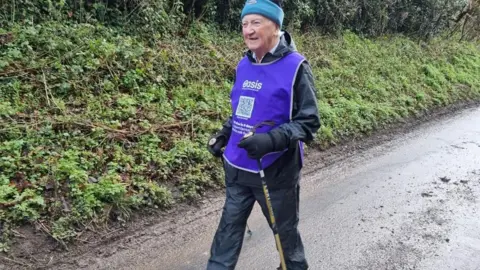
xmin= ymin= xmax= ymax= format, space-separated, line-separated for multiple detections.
xmin=206 ymin=0 xmax=320 ymax=269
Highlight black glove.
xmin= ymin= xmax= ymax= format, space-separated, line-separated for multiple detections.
xmin=207 ymin=134 xmax=226 ymax=158
xmin=237 ymin=133 xmax=275 ymax=160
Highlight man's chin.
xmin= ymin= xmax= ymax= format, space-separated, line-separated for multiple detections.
xmin=247 ymin=45 xmax=259 ymax=52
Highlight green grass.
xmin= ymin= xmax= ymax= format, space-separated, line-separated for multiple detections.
xmin=1 ymin=22 xmax=479 ymax=250
xmin=298 ymin=32 xmax=480 ymax=146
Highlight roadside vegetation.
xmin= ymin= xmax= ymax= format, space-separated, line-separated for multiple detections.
xmin=1 ymin=0 xmax=479 ymax=250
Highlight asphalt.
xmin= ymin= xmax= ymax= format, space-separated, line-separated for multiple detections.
xmin=57 ymin=106 xmax=480 ymax=270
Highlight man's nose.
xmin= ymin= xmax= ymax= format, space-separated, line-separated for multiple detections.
xmin=244 ymin=24 xmax=255 ymax=35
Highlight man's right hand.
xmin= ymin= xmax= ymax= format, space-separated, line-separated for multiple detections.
xmin=207 ymin=134 xmax=226 ymax=158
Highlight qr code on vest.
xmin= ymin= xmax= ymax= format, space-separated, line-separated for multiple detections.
xmin=235 ymin=96 xmax=255 ymax=118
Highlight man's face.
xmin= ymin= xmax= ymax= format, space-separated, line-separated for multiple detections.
xmin=242 ymin=14 xmax=278 ymax=54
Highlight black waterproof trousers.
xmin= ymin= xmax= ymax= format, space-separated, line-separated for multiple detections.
xmin=206 ymin=175 xmax=308 ymax=270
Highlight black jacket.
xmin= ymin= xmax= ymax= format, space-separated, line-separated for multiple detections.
xmin=219 ymin=31 xmax=320 ymax=189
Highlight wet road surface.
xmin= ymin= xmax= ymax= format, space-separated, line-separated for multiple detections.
xmin=71 ymin=107 xmax=480 ymax=270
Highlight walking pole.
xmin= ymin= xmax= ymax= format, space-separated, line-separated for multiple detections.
xmin=255 ymin=157 xmax=287 ymax=270
xmin=242 ymin=124 xmax=286 ymax=270
xmin=246 ymin=223 xmax=253 ymax=237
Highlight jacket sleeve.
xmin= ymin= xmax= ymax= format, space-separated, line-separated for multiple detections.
xmin=218 ymin=116 xmax=233 ymax=141
xmin=270 ymin=60 xmax=321 ymax=150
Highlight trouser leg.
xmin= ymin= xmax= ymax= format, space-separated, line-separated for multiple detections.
xmin=254 ymin=184 xmax=308 ymax=270
xmin=207 ymin=184 xmax=255 ymax=270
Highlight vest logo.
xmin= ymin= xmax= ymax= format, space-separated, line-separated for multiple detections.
xmin=242 ymin=80 xmax=263 ymax=91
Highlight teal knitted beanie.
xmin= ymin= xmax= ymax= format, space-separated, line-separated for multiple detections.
xmin=241 ymin=0 xmax=284 ymax=28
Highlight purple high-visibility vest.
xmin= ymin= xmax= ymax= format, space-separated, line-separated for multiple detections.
xmin=223 ymin=52 xmax=305 ymax=173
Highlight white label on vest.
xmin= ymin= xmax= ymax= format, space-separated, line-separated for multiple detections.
xmin=232 ymin=120 xmax=254 ymax=135
xmin=242 ymin=79 xmax=263 ymax=91
xmin=236 ymin=96 xmax=255 ymax=119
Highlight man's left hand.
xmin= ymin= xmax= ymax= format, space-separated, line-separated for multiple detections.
xmin=238 ymin=133 xmax=274 ymax=159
